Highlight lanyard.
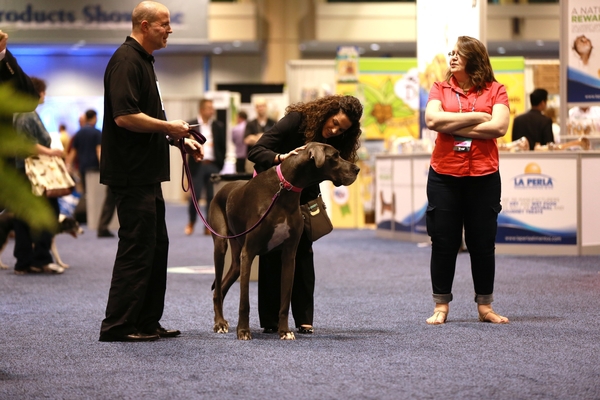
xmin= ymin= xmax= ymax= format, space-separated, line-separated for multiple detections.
xmin=455 ymin=91 xmax=478 ymax=113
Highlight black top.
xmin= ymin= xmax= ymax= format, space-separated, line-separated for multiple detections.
xmin=100 ymin=37 xmax=170 ymax=186
xmin=72 ymin=125 xmax=102 ymax=174
xmin=512 ymin=109 xmax=554 ymax=150
xmin=247 ymin=111 xmax=322 ymax=202
xmin=0 ymin=49 xmax=39 ymax=109
xmin=244 ymin=117 xmax=276 ymax=152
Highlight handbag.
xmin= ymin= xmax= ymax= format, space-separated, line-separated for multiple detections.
xmin=24 ymin=155 xmax=75 ymax=198
xmin=300 ymin=195 xmax=333 ymax=242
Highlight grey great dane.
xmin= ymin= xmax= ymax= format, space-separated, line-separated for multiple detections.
xmin=208 ymin=142 xmax=360 ymax=340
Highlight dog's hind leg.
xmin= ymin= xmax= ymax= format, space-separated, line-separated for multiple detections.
xmin=220 ymin=238 xmax=242 ymax=299
xmin=236 ymin=248 xmax=255 ymax=340
xmin=212 ymin=236 xmax=229 ymax=333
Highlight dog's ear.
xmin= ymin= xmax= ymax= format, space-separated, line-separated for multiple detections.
xmin=309 ymin=145 xmax=326 ymax=169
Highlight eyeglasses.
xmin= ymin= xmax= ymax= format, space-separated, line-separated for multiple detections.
xmin=447 ymin=51 xmax=462 ymax=58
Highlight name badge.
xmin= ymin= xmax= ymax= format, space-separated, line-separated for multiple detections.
xmin=453 ymin=137 xmax=472 ymax=152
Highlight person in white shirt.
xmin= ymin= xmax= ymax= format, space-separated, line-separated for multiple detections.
xmin=185 ymin=98 xmax=226 ymax=235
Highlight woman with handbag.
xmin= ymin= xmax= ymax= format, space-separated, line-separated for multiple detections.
xmin=12 ymin=77 xmax=65 ymax=274
xmin=247 ymin=95 xmax=363 ymax=334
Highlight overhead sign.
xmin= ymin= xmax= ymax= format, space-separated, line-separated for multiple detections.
xmin=0 ymin=0 xmax=208 ymax=44
xmin=564 ymin=0 xmax=600 ymax=104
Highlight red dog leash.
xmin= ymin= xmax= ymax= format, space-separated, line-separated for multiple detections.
xmin=177 ymin=130 xmax=300 ymax=239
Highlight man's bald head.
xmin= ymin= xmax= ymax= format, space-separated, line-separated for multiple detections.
xmin=132 ymin=1 xmax=168 ymax=31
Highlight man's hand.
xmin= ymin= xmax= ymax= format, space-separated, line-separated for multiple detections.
xmin=165 ymin=119 xmax=190 ymax=140
xmin=183 ymin=138 xmax=204 ymax=162
xmin=0 ymin=30 xmax=8 ymax=52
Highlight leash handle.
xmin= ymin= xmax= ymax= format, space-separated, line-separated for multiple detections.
xmin=177 ymin=137 xmax=280 ymax=239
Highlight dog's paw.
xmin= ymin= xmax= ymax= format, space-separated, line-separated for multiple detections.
xmin=279 ymin=331 xmax=296 ymax=340
xmin=237 ymin=329 xmax=252 ymax=340
xmin=213 ymin=321 xmax=229 ymax=334
xmin=0 ymin=263 xmax=8 ymax=270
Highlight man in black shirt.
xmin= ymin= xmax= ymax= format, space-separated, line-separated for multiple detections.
xmin=512 ymin=88 xmax=554 ymax=150
xmin=99 ymin=1 xmax=203 ymax=342
xmin=0 ymin=30 xmax=39 ymax=103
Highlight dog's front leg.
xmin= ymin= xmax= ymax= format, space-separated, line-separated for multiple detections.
xmin=0 ymin=241 xmax=9 ymax=269
xmin=51 ymin=237 xmax=69 ymax=269
xmin=278 ymin=247 xmax=296 ymax=340
xmin=236 ymin=250 xmax=254 ymax=340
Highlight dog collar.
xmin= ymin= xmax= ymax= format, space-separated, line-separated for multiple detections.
xmin=276 ymin=164 xmax=302 ymax=192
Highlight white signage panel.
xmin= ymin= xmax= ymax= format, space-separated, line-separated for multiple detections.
xmin=0 ymin=0 xmax=208 ymax=43
xmin=498 ymin=158 xmax=578 ymax=245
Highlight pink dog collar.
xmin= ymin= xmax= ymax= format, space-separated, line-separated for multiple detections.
xmin=276 ymin=164 xmax=302 ymax=193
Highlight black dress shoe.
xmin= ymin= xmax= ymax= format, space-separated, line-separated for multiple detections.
xmin=142 ymin=326 xmax=181 ymax=338
xmin=99 ymin=332 xmax=160 ymax=342
xmin=97 ymin=230 xmax=115 ymax=238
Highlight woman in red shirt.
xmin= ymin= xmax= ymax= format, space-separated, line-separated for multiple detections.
xmin=424 ymin=36 xmax=510 ymax=325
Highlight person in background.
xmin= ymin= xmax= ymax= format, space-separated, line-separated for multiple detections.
xmin=67 ymin=109 xmax=116 ymax=237
xmin=58 ymin=124 xmax=70 ymax=151
xmin=67 ymin=110 xmax=102 ymax=190
xmin=231 ymin=110 xmax=248 ymax=173
xmin=98 ymin=1 xmax=204 ymax=342
xmin=544 ymin=107 xmax=561 ymax=144
xmin=511 ymin=88 xmax=554 ymax=150
xmin=184 ymin=98 xmax=226 ymax=236
xmin=12 ymin=77 xmax=65 ymax=275
xmin=424 ymin=35 xmax=510 ymax=325
xmin=244 ymin=97 xmax=276 ymax=172
xmin=247 ymin=94 xmax=363 ymax=334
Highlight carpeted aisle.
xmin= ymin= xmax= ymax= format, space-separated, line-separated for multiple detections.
xmin=1 ymin=203 xmax=599 ymax=399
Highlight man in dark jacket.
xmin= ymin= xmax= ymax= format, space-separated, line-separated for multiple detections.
xmin=512 ymin=88 xmax=554 ymax=150
xmin=0 ymin=30 xmax=39 ymax=103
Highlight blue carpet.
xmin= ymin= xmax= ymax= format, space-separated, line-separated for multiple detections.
xmin=1 ymin=203 xmax=599 ymax=399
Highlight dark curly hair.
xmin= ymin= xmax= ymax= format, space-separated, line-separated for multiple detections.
xmin=445 ymin=36 xmax=496 ymax=93
xmin=285 ymin=95 xmax=363 ymax=163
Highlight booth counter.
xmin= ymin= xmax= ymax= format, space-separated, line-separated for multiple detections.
xmin=375 ymin=151 xmax=600 ymax=255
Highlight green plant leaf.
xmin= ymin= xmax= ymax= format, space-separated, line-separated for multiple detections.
xmin=0 ymin=83 xmax=38 ymax=115
xmin=0 ymin=160 xmax=57 ymax=232
xmin=0 ymin=124 xmax=35 ymax=156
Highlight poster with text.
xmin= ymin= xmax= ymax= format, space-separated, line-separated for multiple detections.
xmin=497 ymin=158 xmax=578 ymax=245
xmin=567 ymin=0 xmax=600 ymax=103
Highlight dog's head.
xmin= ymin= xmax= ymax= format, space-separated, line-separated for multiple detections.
xmin=299 ymin=142 xmax=360 ymax=187
xmin=58 ymin=215 xmax=84 ymax=238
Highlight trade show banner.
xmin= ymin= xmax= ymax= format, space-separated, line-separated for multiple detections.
xmin=0 ymin=0 xmax=208 ymax=44
xmin=490 ymin=57 xmax=526 ymax=143
xmin=417 ymin=0 xmax=482 ymax=140
xmin=497 ymin=158 xmax=577 ymax=245
xmin=357 ymin=58 xmax=419 ymax=141
xmin=565 ymin=0 xmax=600 ymax=103
xmin=375 ymin=158 xmax=393 ymax=231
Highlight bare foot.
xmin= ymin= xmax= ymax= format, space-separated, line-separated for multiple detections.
xmin=478 ymin=305 xmax=509 ymax=324
xmin=426 ymin=305 xmax=448 ymax=325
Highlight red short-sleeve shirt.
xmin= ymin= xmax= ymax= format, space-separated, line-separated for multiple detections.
xmin=428 ymin=79 xmax=509 ymax=177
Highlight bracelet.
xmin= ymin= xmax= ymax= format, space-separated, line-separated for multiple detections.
xmin=277 ymin=154 xmax=281 ymax=163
